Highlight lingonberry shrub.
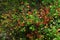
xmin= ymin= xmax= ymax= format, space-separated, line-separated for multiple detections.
xmin=0 ymin=0 xmax=60 ymax=40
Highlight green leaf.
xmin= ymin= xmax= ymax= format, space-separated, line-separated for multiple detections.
xmin=58 ymin=19 xmax=60 ymax=23
xmin=29 ymin=25 xmax=35 ymax=31
xmin=52 ymin=26 xmax=57 ymax=33
xmin=29 ymin=15 xmax=35 ymax=19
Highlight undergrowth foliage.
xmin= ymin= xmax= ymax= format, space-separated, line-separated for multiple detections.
xmin=0 ymin=0 xmax=60 ymax=40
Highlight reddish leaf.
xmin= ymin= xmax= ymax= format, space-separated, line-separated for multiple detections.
xmin=28 ymin=11 xmax=32 ymax=15
xmin=57 ymin=8 xmax=60 ymax=11
xmin=17 ymin=20 xmax=20 ymax=26
xmin=36 ymin=22 xmax=40 ymax=27
xmin=44 ymin=8 xmax=50 ymax=14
